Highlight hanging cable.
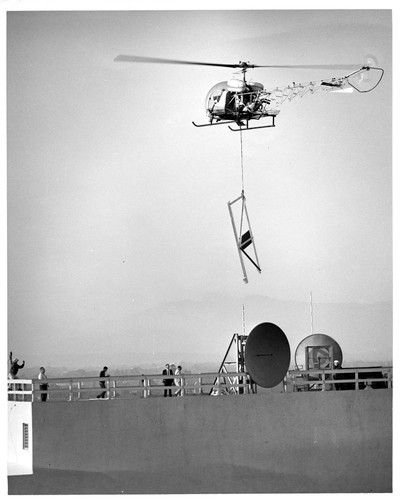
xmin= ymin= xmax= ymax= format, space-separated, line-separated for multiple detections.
xmin=240 ymin=128 xmax=245 ymax=192
xmin=228 ymin=126 xmax=262 ymax=283
xmin=239 ymin=128 xmax=246 ymax=238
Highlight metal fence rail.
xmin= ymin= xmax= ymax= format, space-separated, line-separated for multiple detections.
xmin=287 ymin=366 xmax=393 ymax=392
xmin=7 ymin=367 xmax=392 ymax=402
xmin=7 ymin=372 xmax=252 ymax=402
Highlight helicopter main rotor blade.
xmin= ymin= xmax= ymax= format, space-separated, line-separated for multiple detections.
xmin=114 ymin=55 xmax=364 ymax=71
xmin=114 ymin=55 xmax=241 ymax=68
xmin=254 ymin=64 xmax=363 ymax=70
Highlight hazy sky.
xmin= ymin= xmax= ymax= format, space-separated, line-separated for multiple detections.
xmin=5 ymin=5 xmax=393 ymax=367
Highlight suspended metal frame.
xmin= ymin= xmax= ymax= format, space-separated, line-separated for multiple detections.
xmin=228 ymin=191 xmax=261 ymax=283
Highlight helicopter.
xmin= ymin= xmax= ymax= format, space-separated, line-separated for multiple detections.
xmin=114 ymin=55 xmax=384 ymax=131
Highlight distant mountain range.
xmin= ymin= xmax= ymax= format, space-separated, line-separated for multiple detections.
xmin=21 ymin=362 xmax=220 ymax=380
xmin=19 ymin=294 xmax=392 ymax=372
xmin=122 ymin=294 xmax=392 ymax=363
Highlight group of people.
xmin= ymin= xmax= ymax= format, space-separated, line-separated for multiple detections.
xmin=96 ymin=364 xmax=185 ymax=398
xmin=9 ymin=353 xmax=187 ymax=400
xmin=8 ymin=351 xmax=49 ymax=401
xmin=162 ymin=363 xmax=184 ymax=397
xmin=8 ymin=356 xmax=185 ymax=401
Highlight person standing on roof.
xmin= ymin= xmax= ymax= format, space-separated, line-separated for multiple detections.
xmin=162 ymin=363 xmax=174 ymax=397
xmin=97 ymin=366 xmax=110 ymax=399
xmin=333 ymin=359 xmax=342 ymax=390
xmin=38 ymin=367 xmax=49 ymax=402
xmin=174 ymin=365 xmax=184 ymax=397
xmin=8 ymin=351 xmax=25 ymax=380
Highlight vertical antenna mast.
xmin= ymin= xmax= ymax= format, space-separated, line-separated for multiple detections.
xmin=310 ymin=291 xmax=314 ymax=335
xmin=242 ymin=304 xmax=246 ymax=335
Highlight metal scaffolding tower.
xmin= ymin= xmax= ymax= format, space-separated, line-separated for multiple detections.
xmin=210 ymin=333 xmax=253 ymax=395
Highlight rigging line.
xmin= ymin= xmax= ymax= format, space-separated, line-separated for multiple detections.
xmin=240 ymin=128 xmax=244 ymax=193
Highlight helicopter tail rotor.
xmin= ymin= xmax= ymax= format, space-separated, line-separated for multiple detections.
xmin=345 ymin=56 xmax=384 ymax=93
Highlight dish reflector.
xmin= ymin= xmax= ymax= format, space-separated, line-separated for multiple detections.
xmin=295 ymin=334 xmax=343 ymax=370
xmin=245 ymin=323 xmax=291 ymax=388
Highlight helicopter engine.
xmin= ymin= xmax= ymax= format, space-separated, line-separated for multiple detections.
xmin=227 ymin=78 xmax=247 ymax=92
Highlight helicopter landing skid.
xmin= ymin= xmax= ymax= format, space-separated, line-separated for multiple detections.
xmin=192 ymin=120 xmax=237 ymax=128
xmin=229 ymin=116 xmax=276 ymax=132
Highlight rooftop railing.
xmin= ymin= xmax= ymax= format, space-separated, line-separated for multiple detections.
xmin=7 ymin=367 xmax=392 ymax=402
xmin=7 ymin=372 xmax=251 ymax=402
xmin=288 ymin=366 xmax=393 ymax=392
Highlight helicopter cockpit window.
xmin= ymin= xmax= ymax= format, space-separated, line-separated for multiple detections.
xmin=226 ymin=92 xmax=237 ymax=113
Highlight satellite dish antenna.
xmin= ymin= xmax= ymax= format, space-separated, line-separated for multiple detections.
xmin=295 ymin=334 xmax=343 ymax=371
xmin=245 ymin=322 xmax=291 ymax=388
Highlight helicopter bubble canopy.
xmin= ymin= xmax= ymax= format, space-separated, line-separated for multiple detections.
xmin=205 ymin=81 xmax=229 ymax=119
xmin=204 ymin=80 xmax=270 ymax=124
xmin=205 ymin=81 xmax=227 ymax=106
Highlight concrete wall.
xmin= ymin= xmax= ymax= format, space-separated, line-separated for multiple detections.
xmin=8 ymin=402 xmax=33 ymax=476
xmin=31 ymin=390 xmax=392 ymax=493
